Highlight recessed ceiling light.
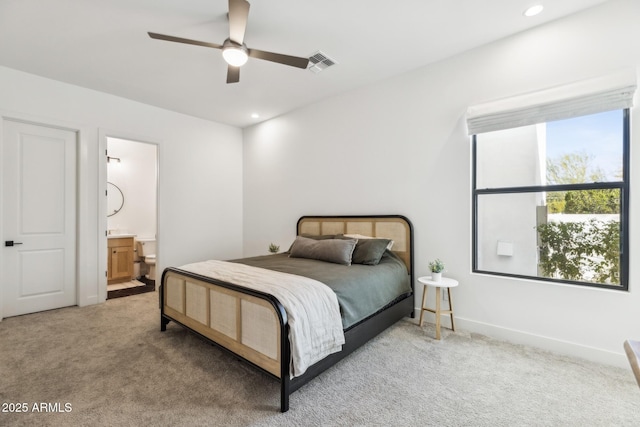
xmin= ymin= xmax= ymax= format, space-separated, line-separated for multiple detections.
xmin=251 ymin=113 xmax=260 ymax=119
xmin=523 ymin=4 xmax=544 ymax=17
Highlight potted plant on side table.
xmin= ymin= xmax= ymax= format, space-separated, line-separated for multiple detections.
xmin=429 ymin=258 xmax=445 ymax=282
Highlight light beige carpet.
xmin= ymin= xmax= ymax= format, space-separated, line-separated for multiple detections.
xmin=0 ymin=291 xmax=638 ymax=426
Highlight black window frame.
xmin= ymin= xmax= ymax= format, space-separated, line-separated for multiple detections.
xmin=472 ymin=109 xmax=630 ymax=291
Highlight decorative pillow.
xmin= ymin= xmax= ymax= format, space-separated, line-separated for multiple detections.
xmin=287 ymin=234 xmax=336 ymax=253
xmin=350 ymin=238 xmax=392 ymax=265
xmin=289 ymin=236 xmax=357 ymax=265
xmin=343 ymin=233 xmax=394 ymax=250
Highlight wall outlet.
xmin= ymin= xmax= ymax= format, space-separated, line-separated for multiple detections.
xmin=442 ymin=290 xmax=448 ymax=302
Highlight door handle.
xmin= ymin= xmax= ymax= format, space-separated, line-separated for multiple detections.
xmin=4 ymin=241 xmax=23 ymax=247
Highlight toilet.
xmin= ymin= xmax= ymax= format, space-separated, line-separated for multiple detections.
xmin=136 ymin=238 xmax=156 ymax=281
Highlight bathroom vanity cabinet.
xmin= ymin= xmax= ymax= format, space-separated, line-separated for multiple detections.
xmin=108 ymin=236 xmax=134 ymax=284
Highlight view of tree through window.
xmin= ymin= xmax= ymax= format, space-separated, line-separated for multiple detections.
xmin=545 ymin=152 xmax=620 ymax=214
xmin=473 ymin=109 xmax=628 ymax=290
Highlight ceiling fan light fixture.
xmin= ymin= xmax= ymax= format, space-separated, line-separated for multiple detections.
xmin=222 ymin=40 xmax=249 ymax=67
xmin=148 ymin=0 xmax=311 ymax=83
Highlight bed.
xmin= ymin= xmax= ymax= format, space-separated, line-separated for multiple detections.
xmin=159 ymin=215 xmax=415 ymax=412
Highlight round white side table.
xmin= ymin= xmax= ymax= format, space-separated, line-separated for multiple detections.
xmin=418 ymin=276 xmax=458 ymax=340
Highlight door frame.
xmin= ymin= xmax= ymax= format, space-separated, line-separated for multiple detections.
xmin=98 ymin=129 xmax=160 ymax=302
xmin=0 ymin=111 xmax=93 ymax=321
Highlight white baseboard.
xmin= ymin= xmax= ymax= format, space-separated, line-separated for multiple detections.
xmin=415 ymin=307 xmax=628 ymax=369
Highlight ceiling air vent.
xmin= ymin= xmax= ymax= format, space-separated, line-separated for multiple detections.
xmin=308 ymin=51 xmax=337 ymax=74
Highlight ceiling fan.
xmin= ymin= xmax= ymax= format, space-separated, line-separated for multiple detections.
xmin=148 ymin=0 xmax=310 ymax=84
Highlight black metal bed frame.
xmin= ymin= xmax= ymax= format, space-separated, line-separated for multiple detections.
xmin=160 ymin=215 xmax=415 ymax=412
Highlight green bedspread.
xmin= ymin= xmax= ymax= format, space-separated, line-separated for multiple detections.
xmin=231 ymin=252 xmax=411 ymax=329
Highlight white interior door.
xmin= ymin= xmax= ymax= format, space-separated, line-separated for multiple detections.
xmin=1 ymin=120 xmax=77 ymax=317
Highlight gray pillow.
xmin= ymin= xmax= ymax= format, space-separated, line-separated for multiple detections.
xmin=289 ymin=236 xmax=357 ymax=265
xmin=351 ymin=238 xmax=392 ymax=265
xmin=286 ymin=234 xmax=335 ymax=253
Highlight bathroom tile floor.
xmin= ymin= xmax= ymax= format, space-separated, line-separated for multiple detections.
xmin=107 ymin=279 xmax=146 ymax=292
xmin=107 ymin=278 xmax=155 ymax=299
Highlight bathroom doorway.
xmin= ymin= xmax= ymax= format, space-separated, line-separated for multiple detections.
xmin=106 ymin=137 xmax=158 ymax=299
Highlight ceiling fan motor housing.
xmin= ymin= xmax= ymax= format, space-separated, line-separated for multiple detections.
xmin=222 ymin=39 xmax=249 ymax=67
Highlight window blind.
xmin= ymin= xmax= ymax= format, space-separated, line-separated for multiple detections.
xmin=466 ymin=69 xmax=637 ymax=135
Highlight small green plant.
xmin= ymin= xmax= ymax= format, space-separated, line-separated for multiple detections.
xmin=268 ymin=243 xmax=280 ymax=254
xmin=429 ymin=258 xmax=445 ymax=273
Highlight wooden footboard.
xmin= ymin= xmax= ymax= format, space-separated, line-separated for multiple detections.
xmin=161 ymin=269 xmax=289 ymax=379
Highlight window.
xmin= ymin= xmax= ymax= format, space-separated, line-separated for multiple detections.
xmin=472 ymin=109 xmax=629 ymax=290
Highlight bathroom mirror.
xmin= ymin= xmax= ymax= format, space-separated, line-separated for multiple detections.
xmin=107 ymin=182 xmax=124 ymax=217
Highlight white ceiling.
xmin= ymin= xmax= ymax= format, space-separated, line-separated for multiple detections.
xmin=0 ymin=0 xmax=610 ymax=128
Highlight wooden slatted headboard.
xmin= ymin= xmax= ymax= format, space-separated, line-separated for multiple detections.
xmin=297 ymin=215 xmax=414 ymax=277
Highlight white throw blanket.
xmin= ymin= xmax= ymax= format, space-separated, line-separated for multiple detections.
xmin=179 ymin=260 xmax=345 ymax=377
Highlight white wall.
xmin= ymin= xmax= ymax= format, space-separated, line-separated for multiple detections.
xmin=107 ymin=137 xmax=157 ymax=239
xmin=243 ymin=0 xmax=640 ymax=367
xmin=0 ymin=66 xmax=243 ymax=314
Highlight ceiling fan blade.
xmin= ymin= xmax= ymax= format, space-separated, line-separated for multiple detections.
xmin=227 ymin=66 xmax=240 ymax=84
xmin=148 ymin=32 xmax=223 ymax=49
xmin=248 ymin=49 xmax=309 ymax=69
xmin=228 ymin=0 xmax=250 ymax=45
